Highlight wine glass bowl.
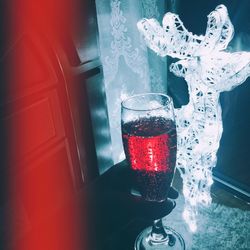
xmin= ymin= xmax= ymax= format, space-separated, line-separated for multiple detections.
xmin=121 ymin=93 xmax=185 ymax=250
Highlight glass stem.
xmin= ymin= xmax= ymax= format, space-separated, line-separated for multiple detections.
xmin=149 ymin=218 xmax=169 ymax=243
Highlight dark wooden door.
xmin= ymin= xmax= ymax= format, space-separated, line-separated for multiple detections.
xmin=0 ymin=30 xmax=87 ymax=250
xmin=0 ymin=0 xmax=113 ymax=248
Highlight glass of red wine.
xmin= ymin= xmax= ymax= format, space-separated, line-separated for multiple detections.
xmin=121 ymin=93 xmax=185 ymax=250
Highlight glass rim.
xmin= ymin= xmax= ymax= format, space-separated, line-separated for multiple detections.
xmin=121 ymin=93 xmax=173 ymax=112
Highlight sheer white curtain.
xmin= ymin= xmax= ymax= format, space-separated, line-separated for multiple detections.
xmin=96 ymin=0 xmax=169 ymax=164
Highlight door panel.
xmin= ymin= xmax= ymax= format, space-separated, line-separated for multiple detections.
xmin=14 ymin=140 xmax=77 ymax=221
xmin=1 ymin=31 xmax=85 ymax=249
xmin=6 ymin=90 xmax=65 ymax=164
xmin=5 ymin=32 xmax=83 ymax=184
xmin=5 ymin=35 xmax=58 ymax=104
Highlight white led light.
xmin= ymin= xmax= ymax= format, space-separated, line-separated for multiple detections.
xmin=189 ymin=221 xmax=197 ymax=233
xmin=138 ymin=4 xmax=250 ymax=231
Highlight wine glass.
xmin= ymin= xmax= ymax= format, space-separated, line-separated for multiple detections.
xmin=121 ymin=93 xmax=185 ymax=250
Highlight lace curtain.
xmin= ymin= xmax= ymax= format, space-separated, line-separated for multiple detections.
xmin=96 ymin=0 xmax=171 ymax=164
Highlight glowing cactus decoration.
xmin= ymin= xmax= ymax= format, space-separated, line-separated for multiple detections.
xmin=137 ymin=4 xmax=250 ymax=232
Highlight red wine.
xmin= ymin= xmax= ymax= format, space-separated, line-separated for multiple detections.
xmin=122 ymin=117 xmax=177 ymax=201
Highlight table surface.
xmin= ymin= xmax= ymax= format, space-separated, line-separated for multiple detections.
xmin=87 ymin=161 xmax=250 ymax=250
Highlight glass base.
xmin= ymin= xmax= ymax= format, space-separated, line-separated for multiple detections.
xmin=134 ymin=225 xmax=185 ymax=250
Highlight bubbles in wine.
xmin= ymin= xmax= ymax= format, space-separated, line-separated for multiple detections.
xmin=122 ymin=116 xmax=177 ymax=201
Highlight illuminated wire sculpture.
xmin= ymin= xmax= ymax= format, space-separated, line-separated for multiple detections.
xmin=137 ymin=4 xmax=250 ymax=231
